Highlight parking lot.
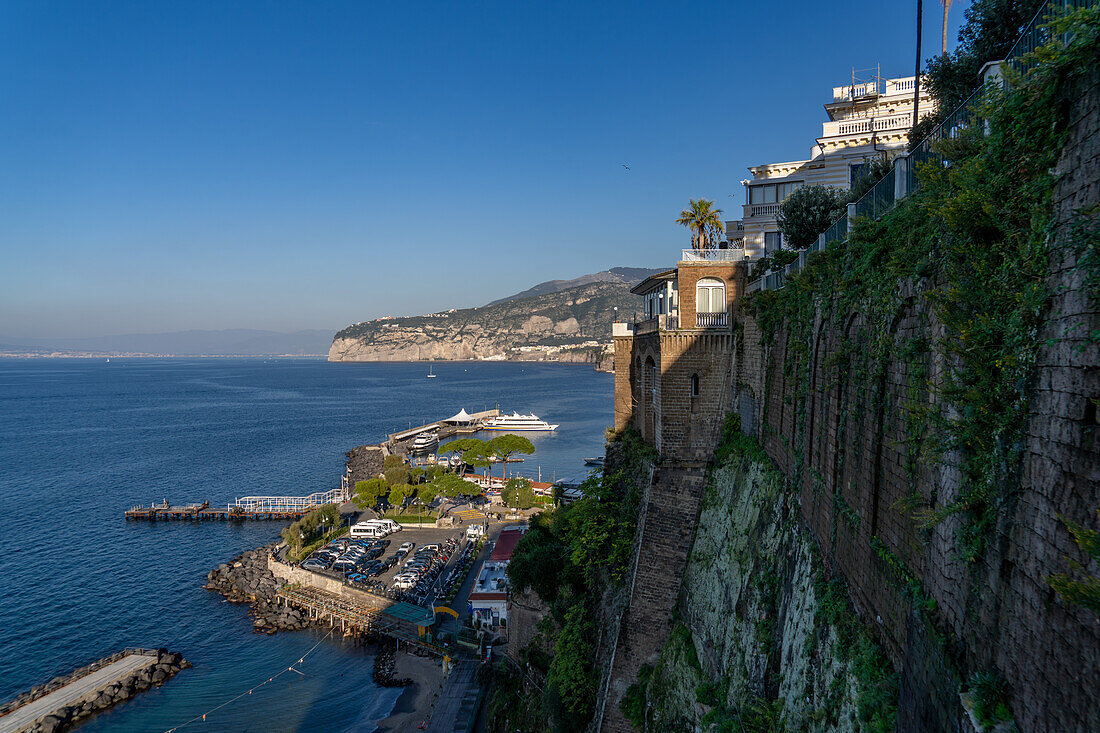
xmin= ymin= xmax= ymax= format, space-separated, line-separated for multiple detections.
xmin=295 ymin=524 xmax=485 ymax=607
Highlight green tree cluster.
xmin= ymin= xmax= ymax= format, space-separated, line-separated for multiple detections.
xmin=776 ymin=185 xmax=849 ymax=249
xmin=502 ymin=477 xmax=536 ymax=509
xmin=354 ymin=477 xmax=390 ymax=509
xmin=280 ymin=503 xmax=341 ymax=549
xmin=495 ymin=428 xmax=653 ymax=732
xmin=440 ymin=434 xmax=535 ymax=481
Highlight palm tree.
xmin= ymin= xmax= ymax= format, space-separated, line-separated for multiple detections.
xmin=676 ymin=199 xmax=724 ymax=251
xmin=941 ymin=0 xmax=952 ymax=54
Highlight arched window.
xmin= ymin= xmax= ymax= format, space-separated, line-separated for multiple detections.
xmin=691 ymin=374 xmax=700 ymax=397
xmin=696 ymin=278 xmax=726 ymax=313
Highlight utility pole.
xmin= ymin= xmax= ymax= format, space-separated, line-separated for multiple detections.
xmin=913 ymin=0 xmax=923 ymax=141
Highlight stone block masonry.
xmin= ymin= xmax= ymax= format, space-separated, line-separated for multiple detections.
xmin=726 ymin=65 xmax=1100 ymax=733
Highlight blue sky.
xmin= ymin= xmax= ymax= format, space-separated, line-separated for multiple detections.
xmin=0 ymin=1 xmax=966 ymax=338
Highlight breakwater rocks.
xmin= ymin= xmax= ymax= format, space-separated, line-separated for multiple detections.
xmin=4 ymin=649 xmax=189 ymax=733
xmin=204 ymin=545 xmax=314 ymax=633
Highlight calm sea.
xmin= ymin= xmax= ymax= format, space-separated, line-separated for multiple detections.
xmin=0 ymin=358 xmax=610 ymax=732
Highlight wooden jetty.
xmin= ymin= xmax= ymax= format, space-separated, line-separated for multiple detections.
xmin=276 ymin=585 xmax=446 ymax=657
xmin=124 ymin=501 xmax=311 ymax=521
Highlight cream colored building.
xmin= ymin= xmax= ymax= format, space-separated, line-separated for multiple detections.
xmin=727 ymin=75 xmax=934 ymax=258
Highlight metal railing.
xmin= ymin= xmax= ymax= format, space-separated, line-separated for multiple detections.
xmin=696 ymin=312 xmax=729 ymax=328
xmin=235 ymin=485 xmax=348 ymax=513
xmin=633 ymin=313 xmax=680 ymax=334
xmin=748 ymin=0 xmax=1092 ymax=293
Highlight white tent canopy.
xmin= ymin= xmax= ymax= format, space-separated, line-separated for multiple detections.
xmin=443 ymin=408 xmax=476 ymax=424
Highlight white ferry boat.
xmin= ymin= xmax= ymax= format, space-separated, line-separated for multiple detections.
xmin=482 ymin=412 xmax=558 ymax=431
xmin=410 ymin=432 xmax=439 ymax=452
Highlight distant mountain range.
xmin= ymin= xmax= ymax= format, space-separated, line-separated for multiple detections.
xmin=3 ymin=267 xmax=663 ymax=360
xmin=330 ymin=267 xmax=663 ymax=367
xmin=0 ymin=329 xmax=334 ymax=357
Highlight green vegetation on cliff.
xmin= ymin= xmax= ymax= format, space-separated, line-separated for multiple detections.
xmin=486 ymin=429 xmax=654 ymax=733
xmin=749 ymin=7 xmax=1100 ymax=565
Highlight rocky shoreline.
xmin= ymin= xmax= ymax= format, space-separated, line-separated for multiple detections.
xmin=203 ymin=544 xmax=315 ymax=632
xmin=371 ymin=639 xmax=413 ymax=688
xmin=3 ymin=649 xmax=189 ymax=733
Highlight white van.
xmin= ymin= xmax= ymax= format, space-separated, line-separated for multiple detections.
xmin=356 ymin=519 xmax=398 ymax=535
xmin=367 ymin=519 xmax=400 ymax=533
xmin=350 ymin=522 xmax=385 ymax=538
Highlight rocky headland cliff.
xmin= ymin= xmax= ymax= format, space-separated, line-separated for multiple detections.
xmin=329 ymin=268 xmax=658 ymax=366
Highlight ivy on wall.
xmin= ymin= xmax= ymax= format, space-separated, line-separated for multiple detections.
xmin=747 ymin=8 xmax=1100 ymax=565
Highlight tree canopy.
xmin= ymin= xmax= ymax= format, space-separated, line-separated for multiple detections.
xmin=675 ymin=198 xmax=725 ymax=251
xmin=503 ymin=477 xmax=536 ymax=509
xmin=387 ymin=482 xmax=416 ymax=509
xmin=913 ymin=0 xmax=1046 ymax=145
xmin=432 ymin=471 xmax=477 ymax=498
xmin=776 ymin=185 xmax=848 ymax=249
xmin=280 ymin=502 xmax=341 ymax=548
xmin=354 ymin=477 xmax=390 ymax=509
xmin=489 ymin=434 xmax=535 ymax=480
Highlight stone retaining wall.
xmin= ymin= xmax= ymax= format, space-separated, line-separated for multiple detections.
xmin=267 ymin=556 xmax=393 ymax=610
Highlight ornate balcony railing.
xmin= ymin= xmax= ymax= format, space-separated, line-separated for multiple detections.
xmin=696 ymin=312 xmax=728 ymax=329
xmin=745 ymin=203 xmax=780 ymax=218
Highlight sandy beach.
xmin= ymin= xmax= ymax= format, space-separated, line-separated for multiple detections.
xmin=374 ymin=652 xmax=447 ymax=732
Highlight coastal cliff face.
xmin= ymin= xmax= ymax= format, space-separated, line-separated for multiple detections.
xmin=622 ymin=442 xmax=896 ymax=732
xmin=328 ymin=281 xmax=636 ymax=364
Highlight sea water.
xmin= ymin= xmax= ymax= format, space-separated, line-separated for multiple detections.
xmin=0 ymin=358 xmax=610 ymax=732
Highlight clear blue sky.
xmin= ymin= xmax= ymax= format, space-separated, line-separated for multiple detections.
xmin=0 ymin=0 xmax=966 ymax=338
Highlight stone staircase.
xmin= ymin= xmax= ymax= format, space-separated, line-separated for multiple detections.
xmin=597 ymin=459 xmax=711 ymax=733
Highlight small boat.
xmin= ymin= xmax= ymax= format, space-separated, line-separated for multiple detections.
xmin=482 ymin=412 xmax=558 ymax=431
xmin=584 ymin=456 xmax=605 ymax=466
xmin=427 ymin=364 xmax=437 ymax=378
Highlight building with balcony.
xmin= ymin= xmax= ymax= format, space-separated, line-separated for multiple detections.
xmin=613 ymin=249 xmax=746 ymax=457
xmin=726 ymin=74 xmax=934 ymax=257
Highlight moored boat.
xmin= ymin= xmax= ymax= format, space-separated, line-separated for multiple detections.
xmin=410 ymin=432 xmax=439 ymax=452
xmin=481 ymin=411 xmax=558 ymax=431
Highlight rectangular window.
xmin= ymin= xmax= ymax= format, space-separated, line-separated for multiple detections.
xmin=849 ymin=163 xmax=866 ymax=189
xmin=765 ymin=231 xmax=782 ymax=254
